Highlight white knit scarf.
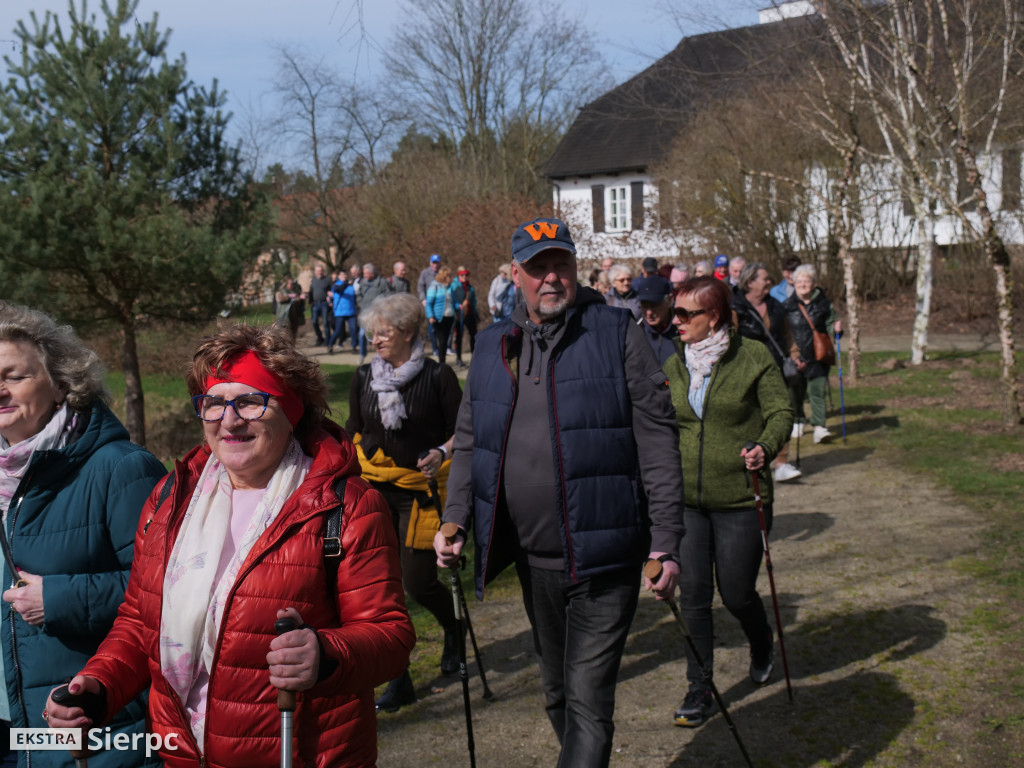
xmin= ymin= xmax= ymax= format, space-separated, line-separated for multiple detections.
xmin=0 ymin=404 xmax=75 ymax=517
xmin=369 ymin=338 xmax=425 ymax=430
xmin=160 ymin=438 xmax=312 ymax=747
xmin=684 ymin=325 xmax=731 ymax=391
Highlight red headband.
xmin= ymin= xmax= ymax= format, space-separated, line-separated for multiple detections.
xmin=203 ymin=350 xmax=304 ymax=427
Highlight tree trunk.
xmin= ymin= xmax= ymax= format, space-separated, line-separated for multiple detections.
xmin=990 ymin=247 xmax=1021 ymax=426
xmin=120 ymin=317 xmax=147 ymax=447
xmin=910 ymin=212 xmax=935 ymax=365
xmin=839 ymin=233 xmax=859 ymax=383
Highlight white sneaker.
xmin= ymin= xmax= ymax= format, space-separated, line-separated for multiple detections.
xmin=813 ymin=426 xmax=832 ymax=444
xmin=791 ymin=423 xmax=804 ymax=439
xmin=773 ymin=463 xmax=802 ymax=482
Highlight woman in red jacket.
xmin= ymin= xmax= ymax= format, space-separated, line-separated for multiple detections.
xmin=44 ymin=324 xmax=415 ymax=768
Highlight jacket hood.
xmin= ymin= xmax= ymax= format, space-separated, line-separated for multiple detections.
xmin=62 ymin=400 xmax=132 ymax=461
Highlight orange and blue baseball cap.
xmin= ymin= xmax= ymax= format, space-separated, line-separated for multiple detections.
xmin=511 ymin=217 xmax=577 ymax=263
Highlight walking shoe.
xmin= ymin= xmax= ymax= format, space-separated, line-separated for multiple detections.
xmin=326 ymin=346 xmax=334 ymax=355
xmin=773 ymin=463 xmax=802 ymax=483
xmin=358 ymin=355 xmax=366 ymax=365
xmin=813 ymin=426 xmax=832 ymax=444
xmin=375 ymin=669 xmax=416 ymax=712
xmin=791 ymin=423 xmax=804 ymax=439
xmin=440 ymin=624 xmax=466 ymax=676
xmin=674 ymin=685 xmax=716 ymax=728
xmin=750 ymin=629 xmax=775 ymax=685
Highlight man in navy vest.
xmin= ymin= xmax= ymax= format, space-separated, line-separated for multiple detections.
xmin=435 ymin=217 xmax=684 ymax=768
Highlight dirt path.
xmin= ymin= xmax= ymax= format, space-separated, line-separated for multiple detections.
xmin=374 ymin=429 xmax=1018 ymax=767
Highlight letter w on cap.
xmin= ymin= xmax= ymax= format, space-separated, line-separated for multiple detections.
xmin=524 ymin=222 xmax=558 ymax=241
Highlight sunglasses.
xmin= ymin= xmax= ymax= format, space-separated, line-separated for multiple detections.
xmin=672 ymin=307 xmax=708 ymax=322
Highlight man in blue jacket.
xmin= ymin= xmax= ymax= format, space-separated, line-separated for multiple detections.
xmin=435 ymin=217 xmax=684 ymax=768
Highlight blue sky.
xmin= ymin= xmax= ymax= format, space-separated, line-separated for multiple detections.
xmin=2 ymin=0 xmax=759 ymax=166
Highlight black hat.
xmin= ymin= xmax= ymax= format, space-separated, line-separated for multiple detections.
xmin=635 ymin=276 xmax=672 ymax=303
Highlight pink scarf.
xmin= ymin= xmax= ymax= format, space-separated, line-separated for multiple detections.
xmin=683 ymin=326 xmax=731 ymax=391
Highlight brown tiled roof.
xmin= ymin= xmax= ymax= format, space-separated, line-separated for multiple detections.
xmin=542 ymin=15 xmax=817 ymax=179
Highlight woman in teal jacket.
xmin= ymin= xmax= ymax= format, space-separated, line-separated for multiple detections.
xmin=0 ymin=302 xmax=165 ymax=768
xmin=663 ymin=277 xmax=793 ymax=730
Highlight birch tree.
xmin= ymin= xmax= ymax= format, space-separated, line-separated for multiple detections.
xmin=814 ymin=0 xmax=1023 ymax=422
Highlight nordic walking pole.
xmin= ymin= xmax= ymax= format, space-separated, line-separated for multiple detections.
xmin=420 ymin=454 xmax=492 ymax=700
xmin=743 ymin=442 xmax=794 ymax=702
xmin=274 ymin=617 xmax=298 ymax=768
xmin=50 ymin=684 xmax=105 ymax=768
xmin=836 ymin=332 xmax=847 ymax=444
xmin=440 ymin=521 xmax=477 ymax=768
xmin=643 ymin=560 xmax=754 ymax=768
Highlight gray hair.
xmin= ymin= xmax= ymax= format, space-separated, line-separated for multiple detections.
xmin=730 ymin=256 xmax=746 ymax=268
xmin=0 ymin=302 xmax=108 ymax=410
xmin=738 ymin=262 xmax=769 ymax=294
xmin=607 ymin=264 xmax=632 ymax=282
xmin=793 ymin=264 xmax=817 ymax=284
xmin=694 ymin=259 xmax=711 ymax=275
xmin=358 ymin=292 xmax=425 ymax=339
xmin=362 ymin=262 xmax=378 ymax=276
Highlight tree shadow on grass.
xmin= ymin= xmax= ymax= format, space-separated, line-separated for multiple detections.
xmin=793 ymin=445 xmax=873 ymax=476
xmin=667 ymin=672 xmax=915 ymax=767
xmin=772 ymin=511 xmax=834 ymax=542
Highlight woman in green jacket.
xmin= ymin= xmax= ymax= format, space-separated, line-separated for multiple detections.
xmin=663 ymin=277 xmax=793 ymax=729
xmin=0 ymin=302 xmax=165 ymax=768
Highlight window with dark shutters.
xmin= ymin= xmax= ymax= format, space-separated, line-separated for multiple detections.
xmin=591 ymin=184 xmax=605 ymax=233
xmin=630 ymin=181 xmax=644 ymax=230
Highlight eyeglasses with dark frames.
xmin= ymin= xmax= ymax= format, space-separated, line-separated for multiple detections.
xmin=672 ymin=307 xmax=708 ymax=322
xmin=192 ymin=392 xmax=272 ymax=422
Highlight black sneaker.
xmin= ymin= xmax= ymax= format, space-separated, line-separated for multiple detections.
xmin=375 ymin=669 xmax=416 ymax=712
xmin=674 ymin=685 xmax=716 ymax=727
xmin=750 ymin=628 xmax=774 ymax=685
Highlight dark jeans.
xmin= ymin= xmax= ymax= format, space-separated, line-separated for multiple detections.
xmin=378 ymin=485 xmax=456 ymax=631
xmin=328 ymin=315 xmax=357 ymax=350
xmin=678 ymin=505 xmax=773 ymax=687
xmin=516 ymin=562 xmax=639 ymax=768
xmin=433 ymin=317 xmax=455 ymax=366
xmin=311 ymin=300 xmax=331 ymax=343
xmin=452 ymin=312 xmax=477 ymax=360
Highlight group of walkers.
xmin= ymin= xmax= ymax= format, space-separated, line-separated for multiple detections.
xmin=0 ymin=215 xmax=845 ymax=768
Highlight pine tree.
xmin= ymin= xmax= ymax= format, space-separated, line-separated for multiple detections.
xmin=0 ymin=0 xmax=271 ymax=445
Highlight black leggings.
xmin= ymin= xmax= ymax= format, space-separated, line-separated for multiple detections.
xmin=377 ymin=484 xmax=456 ymax=631
xmin=433 ymin=317 xmax=455 ymax=366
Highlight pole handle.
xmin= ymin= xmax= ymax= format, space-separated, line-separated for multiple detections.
xmin=274 ymin=618 xmax=298 ymax=712
xmin=643 ymin=558 xmax=663 ymax=582
xmin=51 ymin=685 xmax=104 ymax=759
xmin=440 ymin=521 xmax=461 ymax=545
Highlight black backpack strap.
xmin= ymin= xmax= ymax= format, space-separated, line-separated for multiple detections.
xmin=143 ymin=473 xmax=176 ymax=535
xmin=324 ymin=477 xmax=347 ymax=561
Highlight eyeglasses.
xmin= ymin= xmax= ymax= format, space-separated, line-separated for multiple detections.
xmin=371 ymin=327 xmax=396 ymax=341
xmin=672 ymin=307 xmax=708 ymax=322
xmin=192 ymin=392 xmax=272 ymax=422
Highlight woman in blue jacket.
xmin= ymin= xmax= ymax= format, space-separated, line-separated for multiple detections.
xmin=0 ymin=302 xmax=165 ymax=768
xmin=425 ymin=267 xmax=456 ymax=367
xmin=327 ymin=273 xmax=358 ymax=354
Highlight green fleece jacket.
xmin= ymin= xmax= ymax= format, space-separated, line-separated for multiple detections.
xmin=664 ymin=330 xmax=794 ymax=510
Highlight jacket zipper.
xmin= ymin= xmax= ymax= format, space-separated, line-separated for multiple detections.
xmin=483 ymin=333 xmax=519 ymax=600
xmin=546 ymin=352 xmax=577 ymax=581
xmin=6 ymin=468 xmax=34 ymax=768
xmin=694 ymin=362 xmax=723 ymax=510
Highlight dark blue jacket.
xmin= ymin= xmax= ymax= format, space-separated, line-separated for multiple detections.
xmin=465 ymin=300 xmax=648 ymax=594
xmin=2 ymin=400 xmax=165 ymax=768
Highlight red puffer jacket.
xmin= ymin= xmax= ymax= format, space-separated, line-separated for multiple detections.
xmin=79 ymin=421 xmax=415 ymax=768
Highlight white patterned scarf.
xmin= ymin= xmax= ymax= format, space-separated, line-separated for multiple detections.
xmin=160 ymin=437 xmax=312 ymax=748
xmin=369 ymin=337 xmax=425 ymax=430
xmin=684 ymin=325 xmax=731 ymax=392
xmin=0 ymin=404 xmax=76 ymax=518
